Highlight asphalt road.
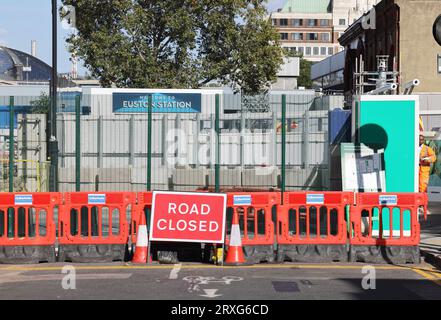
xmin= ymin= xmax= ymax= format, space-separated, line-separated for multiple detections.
xmin=0 ymin=262 xmax=441 ymax=300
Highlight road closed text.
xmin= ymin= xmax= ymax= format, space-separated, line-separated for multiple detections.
xmin=150 ymin=192 xmax=227 ymax=243
xmin=156 ymin=202 xmax=220 ymax=232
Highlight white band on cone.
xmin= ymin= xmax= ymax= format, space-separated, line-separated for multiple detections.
xmin=136 ymin=225 xmax=148 ymax=247
xmin=229 ymin=224 xmax=242 ymax=247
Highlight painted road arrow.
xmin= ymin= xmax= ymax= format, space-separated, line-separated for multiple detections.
xmin=199 ymin=289 xmax=222 ymax=298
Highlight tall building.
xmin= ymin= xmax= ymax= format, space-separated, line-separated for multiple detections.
xmin=270 ymin=0 xmax=379 ymax=62
xmin=339 ymin=0 xmax=441 ymax=95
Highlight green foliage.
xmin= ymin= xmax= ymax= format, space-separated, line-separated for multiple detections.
xmin=61 ymin=0 xmax=284 ymax=94
xmin=30 ymin=92 xmax=50 ymax=114
xmin=283 ymin=48 xmax=313 ymax=89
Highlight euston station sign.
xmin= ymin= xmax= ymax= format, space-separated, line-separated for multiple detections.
xmin=112 ymin=92 xmax=202 ymax=113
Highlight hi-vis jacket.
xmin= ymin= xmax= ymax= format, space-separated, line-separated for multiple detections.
xmin=419 ymin=144 xmax=437 ymax=193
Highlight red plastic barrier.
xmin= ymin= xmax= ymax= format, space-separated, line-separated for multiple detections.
xmin=132 ymin=192 xmax=153 ymax=245
xmin=225 ymin=192 xmax=279 ymax=247
xmin=349 ymin=192 xmax=427 ymax=246
xmin=0 ymin=192 xmax=61 ymax=246
xmin=277 ymin=192 xmax=353 ymax=245
xmin=59 ymin=192 xmax=135 ymax=245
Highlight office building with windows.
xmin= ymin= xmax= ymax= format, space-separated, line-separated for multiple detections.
xmin=270 ymin=0 xmax=379 ymax=62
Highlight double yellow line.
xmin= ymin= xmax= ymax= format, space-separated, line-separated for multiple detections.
xmin=411 ymin=267 xmax=441 ymax=286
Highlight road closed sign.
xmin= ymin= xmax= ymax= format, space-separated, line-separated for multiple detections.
xmin=150 ymin=191 xmax=227 ymax=244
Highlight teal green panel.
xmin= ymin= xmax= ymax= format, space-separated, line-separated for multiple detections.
xmin=381 ymin=207 xmax=390 ymax=237
xmin=392 ymin=207 xmax=401 ymax=237
xmin=372 ymin=207 xmax=380 ymax=237
xmin=359 ymin=100 xmax=416 ymax=192
xmin=403 ymin=209 xmax=411 ymax=237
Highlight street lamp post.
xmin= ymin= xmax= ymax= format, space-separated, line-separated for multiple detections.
xmin=49 ymin=0 xmax=59 ymax=191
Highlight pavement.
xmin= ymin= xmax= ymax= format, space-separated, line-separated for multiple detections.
xmin=420 ymin=202 xmax=441 ymax=268
xmin=0 ymin=262 xmax=441 ymax=300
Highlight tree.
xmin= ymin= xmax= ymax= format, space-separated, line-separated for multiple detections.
xmin=29 ymin=92 xmax=50 ymax=114
xmin=298 ymin=59 xmax=313 ymax=89
xmin=283 ymin=49 xmax=313 ymax=89
xmin=61 ymin=0 xmax=284 ymax=94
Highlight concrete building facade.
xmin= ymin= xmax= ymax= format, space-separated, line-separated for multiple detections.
xmin=270 ymin=0 xmax=379 ymax=62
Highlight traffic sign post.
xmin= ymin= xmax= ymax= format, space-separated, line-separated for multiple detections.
xmin=150 ymin=191 xmax=227 ymax=244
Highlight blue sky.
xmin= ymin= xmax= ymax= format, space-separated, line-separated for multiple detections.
xmin=0 ymin=0 xmax=286 ymax=77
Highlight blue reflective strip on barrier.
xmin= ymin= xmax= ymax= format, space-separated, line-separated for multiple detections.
xmin=14 ymin=195 xmax=33 ymax=205
xmin=88 ymin=194 xmax=106 ymax=205
xmin=379 ymin=195 xmax=398 ymax=206
xmin=306 ymin=194 xmax=324 ymax=204
xmin=233 ymin=195 xmax=252 ymax=206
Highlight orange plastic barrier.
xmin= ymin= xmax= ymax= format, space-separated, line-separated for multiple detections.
xmin=132 ymin=192 xmax=153 ymax=245
xmin=349 ymin=192 xmax=427 ymax=264
xmin=58 ymin=192 xmax=135 ymax=262
xmin=276 ymin=191 xmax=353 ymax=262
xmin=0 ymin=192 xmax=61 ymax=263
xmin=225 ymin=192 xmax=279 ymax=264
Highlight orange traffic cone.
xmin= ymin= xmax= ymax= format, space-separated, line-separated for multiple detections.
xmin=132 ymin=212 xmax=151 ymax=263
xmin=224 ymin=211 xmax=247 ymax=266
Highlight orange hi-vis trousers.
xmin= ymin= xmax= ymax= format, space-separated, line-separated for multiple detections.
xmin=419 ymin=144 xmax=437 ymax=193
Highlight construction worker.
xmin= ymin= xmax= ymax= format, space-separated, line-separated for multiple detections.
xmin=419 ymin=134 xmax=437 ymax=193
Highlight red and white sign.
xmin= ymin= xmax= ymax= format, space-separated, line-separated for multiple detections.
xmin=150 ymin=191 xmax=227 ymax=244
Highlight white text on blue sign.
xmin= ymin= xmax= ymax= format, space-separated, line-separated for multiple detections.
xmin=88 ymin=194 xmax=106 ymax=205
xmin=306 ymin=194 xmax=325 ymax=204
xmin=233 ymin=195 xmax=252 ymax=206
xmin=379 ymin=195 xmax=398 ymax=206
xmin=14 ymin=195 xmax=33 ymax=205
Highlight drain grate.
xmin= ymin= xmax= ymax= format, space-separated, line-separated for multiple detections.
xmin=272 ymin=281 xmax=300 ymax=293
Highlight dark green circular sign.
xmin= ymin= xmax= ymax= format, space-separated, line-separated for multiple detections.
xmin=434 ymin=15 xmax=441 ymax=46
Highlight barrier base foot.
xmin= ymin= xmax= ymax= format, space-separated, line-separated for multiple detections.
xmin=349 ymin=245 xmax=420 ymax=264
xmin=58 ymin=244 xmax=126 ymax=263
xmin=243 ymin=245 xmax=276 ymax=264
xmin=0 ymin=245 xmax=56 ymax=264
xmin=277 ymin=244 xmax=347 ymax=263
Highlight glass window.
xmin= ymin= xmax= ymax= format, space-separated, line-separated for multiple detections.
xmin=292 ymin=33 xmax=303 ymax=40
xmin=298 ymin=47 xmax=304 ymax=55
xmin=321 ymin=33 xmax=330 ymax=41
xmin=339 ymin=19 xmax=346 ymax=26
xmin=292 ymin=19 xmax=302 ymax=27
xmin=319 ymin=19 xmax=329 ymax=26
xmin=320 ymin=47 xmax=327 ymax=55
xmin=307 ymin=33 xmax=318 ymax=41
xmin=307 ymin=19 xmax=316 ymax=27
xmin=280 ymin=33 xmax=288 ymax=40
xmin=328 ymin=47 xmax=334 ymax=55
xmin=313 ymin=47 xmax=319 ymax=55
xmin=272 ymin=19 xmax=277 ymax=26
xmin=280 ymin=19 xmax=288 ymax=26
xmin=305 ymin=47 xmax=311 ymax=55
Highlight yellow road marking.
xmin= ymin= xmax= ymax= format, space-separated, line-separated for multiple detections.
xmin=411 ymin=268 xmax=441 ymax=287
xmin=0 ymin=264 xmax=413 ymax=272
